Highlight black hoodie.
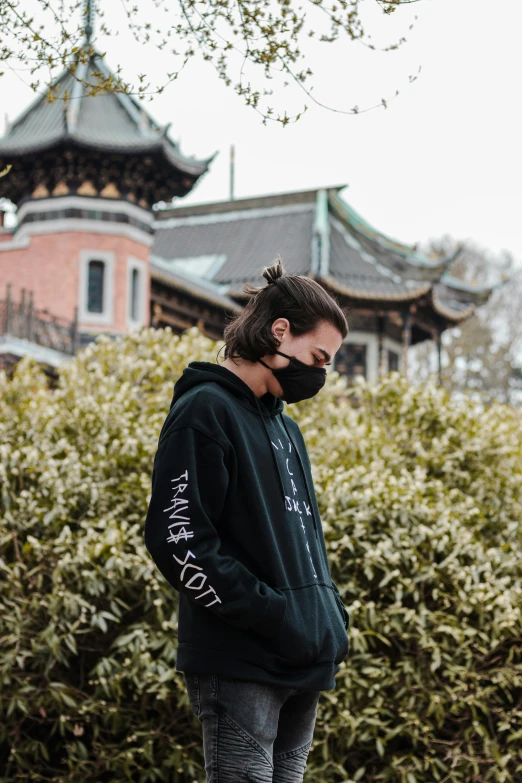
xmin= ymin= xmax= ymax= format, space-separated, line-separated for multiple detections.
xmin=144 ymin=361 xmax=350 ymax=691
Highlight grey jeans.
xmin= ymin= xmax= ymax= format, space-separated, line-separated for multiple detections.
xmin=183 ymin=672 xmax=320 ymax=782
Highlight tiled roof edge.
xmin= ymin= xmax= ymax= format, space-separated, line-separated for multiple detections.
xmin=440 ymin=270 xmax=505 ymax=301
xmin=431 ymin=290 xmax=476 ymax=321
xmin=150 ymin=262 xmax=243 ymax=313
xmin=329 ymin=192 xmax=454 ymax=272
xmin=155 ymin=185 xmax=346 ymax=220
xmin=153 ymin=201 xmax=314 ymax=229
xmin=320 ymin=274 xmax=432 ymax=302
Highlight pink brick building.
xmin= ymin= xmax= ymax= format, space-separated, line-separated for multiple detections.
xmin=0 ymin=41 xmax=240 ymax=372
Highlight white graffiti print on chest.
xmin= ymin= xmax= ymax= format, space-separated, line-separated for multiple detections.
xmin=271 ymin=438 xmax=318 ymax=579
xmin=163 ymin=469 xmax=222 ymax=608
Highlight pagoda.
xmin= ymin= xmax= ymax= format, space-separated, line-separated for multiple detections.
xmin=0 ymin=3 xmax=215 ymax=368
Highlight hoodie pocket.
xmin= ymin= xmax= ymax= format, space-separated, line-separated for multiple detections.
xmin=267 ymin=585 xmax=349 ymax=668
xmin=333 ymin=590 xmax=350 ymax=630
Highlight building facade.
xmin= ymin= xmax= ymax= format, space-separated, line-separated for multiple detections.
xmin=0 ymin=44 xmax=495 ymax=381
xmin=0 ymin=45 xmax=222 ymax=370
xmin=151 ymin=186 xmax=495 ymax=385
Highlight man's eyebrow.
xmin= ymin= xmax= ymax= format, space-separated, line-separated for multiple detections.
xmin=314 ymin=347 xmax=332 ymax=362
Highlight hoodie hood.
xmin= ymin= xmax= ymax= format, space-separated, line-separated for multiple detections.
xmin=171 ymin=361 xmax=284 ymax=418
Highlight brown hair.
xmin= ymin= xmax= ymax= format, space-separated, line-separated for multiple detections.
xmin=222 ymin=257 xmax=349 ymax=362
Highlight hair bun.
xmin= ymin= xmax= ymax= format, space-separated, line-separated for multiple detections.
xmin=262 ymin=256 xmax=285 ymax=286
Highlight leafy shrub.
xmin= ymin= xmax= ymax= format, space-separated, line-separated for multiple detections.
xmin=1 ymin=327 xmax=521 ymax=782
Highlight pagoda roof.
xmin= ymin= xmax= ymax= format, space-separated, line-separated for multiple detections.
xmin=0 ymin=51 xmax=212 ymax=178
xmin=152 ymin=186 xmax=498 ymax=324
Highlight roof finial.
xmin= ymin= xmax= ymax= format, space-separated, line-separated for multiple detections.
xmin=84 ymin=0 xmax=95 ymax=45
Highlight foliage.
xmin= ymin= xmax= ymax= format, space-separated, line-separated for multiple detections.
xmin=0 ymin=0 xmax=419 ymax=124
xmin=294 ymin=374 xmax=522 ymax=781
xmin=1 ymin=327 xmax=522 ymax=782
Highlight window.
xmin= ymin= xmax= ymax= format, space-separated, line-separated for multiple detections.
xmin=334 ymin=343 xmax=367 ymax=384
xmin=79 ymin=250 xmax=115 ymax=325
xmin=388 ymin=350 xmax=399 ymax=373
xmin=87 ymin=260 xmax=105 ymax=313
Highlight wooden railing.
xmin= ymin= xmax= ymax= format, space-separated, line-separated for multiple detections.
xmin=0 ymin=283 xmax=78 ymax=356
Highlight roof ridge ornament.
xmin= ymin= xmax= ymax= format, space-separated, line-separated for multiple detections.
xmin=66 ymin=0 xmax=95 ymax=133
xmin=84 ymin=0 xmax=95 ymax=46
xmin=160 ymin=122 xmax=172 ymax=138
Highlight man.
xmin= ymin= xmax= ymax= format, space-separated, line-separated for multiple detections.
xmin=144 ymin=258 xmax=351 ymax=782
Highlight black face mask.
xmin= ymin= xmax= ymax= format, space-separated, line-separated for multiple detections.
xmin=258 ymin=349 xmax=327 ymax=404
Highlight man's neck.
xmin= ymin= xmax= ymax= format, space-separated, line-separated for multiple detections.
xmin=220 ymin=357 xmax=271 ymax=398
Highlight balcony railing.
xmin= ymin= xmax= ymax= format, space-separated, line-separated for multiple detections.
xmin=0 ymin=283 xmax=78 ymax=356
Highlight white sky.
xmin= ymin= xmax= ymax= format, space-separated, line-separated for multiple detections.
xmin=1 ymin=0 xmax=521 ymax=261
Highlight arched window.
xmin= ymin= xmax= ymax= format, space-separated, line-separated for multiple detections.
xmin=87 ymin=260 xmax=105 ymax=313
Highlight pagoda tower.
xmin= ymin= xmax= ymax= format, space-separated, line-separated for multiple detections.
xmin=0 ymin=7 xmax=211 ymax=361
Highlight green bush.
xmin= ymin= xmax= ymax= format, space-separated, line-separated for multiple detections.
xmin=1 ymin=327 xmax=521 ymax=782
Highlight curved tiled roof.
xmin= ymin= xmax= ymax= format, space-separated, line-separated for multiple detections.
xmin=153 ymin=202 xmax=315 ymax=289
xmin=328 ymin=218 xmax=431 ymax=300
xmin=329 ymin=193 xmax=455 ymax=281
xmin=0 ymin=53 xmax=211 ymax=177
xmin=151 ymin=186 xmax=498 ymax=322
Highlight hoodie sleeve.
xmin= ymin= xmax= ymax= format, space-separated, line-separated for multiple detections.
xmin=144 ymin=425 xmax=287 ymax=639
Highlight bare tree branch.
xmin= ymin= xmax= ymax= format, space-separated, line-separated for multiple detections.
xmin=0 ymin=0 xmax=419 ymax=123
